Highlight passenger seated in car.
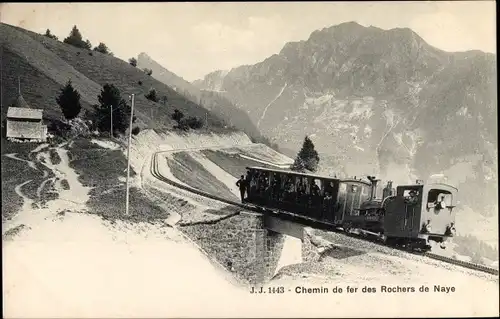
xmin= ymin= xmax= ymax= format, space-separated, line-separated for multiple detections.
xmin=311 ymin=182 xmax=321 ymax=204
xmin=264 ymin=178 xmax=272 ymax=196
xmin=311 ymin=183 xmax=320 ymax=196
xmin=259 ymin=176 xmax=268 ymax=194
xmin=324 ymin=192 xmax=333 ymax=202
xmin=297 ymin=181 xmax=306 ymax=203
xmin=283 ymin=179 xmax=293 ymax=201
xmin=250 ymin=175 xmax=258 ymax=193
xmin=433 ymin=195 xmax=447 ymax=210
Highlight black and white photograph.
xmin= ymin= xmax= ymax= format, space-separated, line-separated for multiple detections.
xmin=1 ymin=1 xmax=498 ymax=317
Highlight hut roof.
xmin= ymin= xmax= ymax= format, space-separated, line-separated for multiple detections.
xmin=7 ymin=94 xmax=43 ymax=120
xmin=12 ymin=94 xmax=30 ymax=109
xmin=7 ymin=107 xmax=43 ymax=120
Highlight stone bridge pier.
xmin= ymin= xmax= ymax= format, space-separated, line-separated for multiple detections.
xmin=180 ymin=211 xmax=324 ymax=286
xmin=243 ymin=212 xmax=322 ymax=285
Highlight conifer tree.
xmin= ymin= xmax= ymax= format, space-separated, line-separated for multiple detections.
xmin=93 ymin=84 xmax=131 ymax=135
xmin=56 ymin=80 xmax=82 ymax=120
xmin=93 ymin=42 xmax=112 ymax=55
xmin=291 ymin=136 xmax=320 ymax=172
xmin=84 ymin=39 xmax=92 ymax=50
xmin=63 ymin=25 xmax=91 ymax=49
xmin=145 ymin=88 xmax=158 ymax=102
xmin=44 ymin=29 xmax=58 ymax=40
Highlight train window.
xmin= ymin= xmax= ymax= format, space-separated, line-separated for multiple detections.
xmin=311 ymin=179 xmax=321 ymax=195
xmin=427 ymin=189 xmax=452 ymax=203
xmin=257 ymin=172 xmax=270 ymax=190
xmin=403 ymin=189 xmax=420 ymax=197
xmin=324 ymin=180 xmax=334 ymax=195
xmin=284 ymin=176 xmax=295 ymax=192
xmin=361 ymin=185 xmax=369 ymax=196
xmin=296 ymin=177 xmax=307 ymax=194
xmin=427 ymin=189 xmax=452 ymax=210
xmin=303 ymin=178 xmax=311 ymax=193
xmin=403 ymin=189 xmax=420 ymax=205
xmin=280 ymin=173 xmax=287 ymax=187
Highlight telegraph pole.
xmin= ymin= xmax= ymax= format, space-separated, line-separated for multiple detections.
xmin=0 ymin=45 xmax=3 ymax=109
xmin=110 ymin=105 xmax=113 ymax=138
xmin=125 ymin=94 xmax=135 ymax=216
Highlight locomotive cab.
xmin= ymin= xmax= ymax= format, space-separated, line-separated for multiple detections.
xmin=382 ymin=183 xmax=458 ymax=250
xmin=421 ymin=184 xmax=458 ymax=244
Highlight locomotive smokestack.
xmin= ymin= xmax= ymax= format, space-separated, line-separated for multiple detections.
xmin=367 ymin=176 xmax=380 ymax=200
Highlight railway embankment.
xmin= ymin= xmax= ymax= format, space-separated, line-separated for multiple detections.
xmin=129 ymin=129 xmax=303 ymax=284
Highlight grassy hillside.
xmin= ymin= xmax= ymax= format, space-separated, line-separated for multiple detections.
xmin=1 ymin=23 xmax=232 ymax=134
xmin=66 ymin=138 xmax=169 ymax=222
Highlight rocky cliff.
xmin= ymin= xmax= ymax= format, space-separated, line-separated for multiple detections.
xmin=193 ymin=22 xmax=497 ymax=216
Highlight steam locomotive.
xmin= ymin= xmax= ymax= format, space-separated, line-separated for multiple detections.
xmin=242 ymin=166 xmax=458 ymax=251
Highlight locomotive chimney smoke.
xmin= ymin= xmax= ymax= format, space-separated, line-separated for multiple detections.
xmin=367 ymin=176 xmax=380 ymax=200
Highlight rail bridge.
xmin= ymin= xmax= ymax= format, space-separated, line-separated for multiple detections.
xmin=150 ymin=151 xmax=334 ymax=284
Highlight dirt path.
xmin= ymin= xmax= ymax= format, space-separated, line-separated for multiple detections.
xmin=5 ymin=153 xmax=39 ymax=171
xmin=30 ymin=143 xmax=49 ymax=154
xmin=13 ymin=180 xmax=35 ymax=211
xmin=54 ymin=147 xmax=89 ymax=206
xmin=34 ymin=146 xmax=90 ymax=207
xmin=3 ymin=145 xmax=91 ymax=237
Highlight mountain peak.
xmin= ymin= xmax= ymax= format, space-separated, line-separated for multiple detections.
xmin=336 ymin=21 xmax=365 ymax=28
xmin=323 ymin=21 xmax=368 ymax=34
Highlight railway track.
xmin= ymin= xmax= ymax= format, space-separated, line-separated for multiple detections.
xmin=150 ymin=152 xmax=499 ymax=277
xmin=423 ymin=252 xmax=498 ymax=276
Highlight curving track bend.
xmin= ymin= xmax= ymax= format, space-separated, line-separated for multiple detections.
xmin=150 ymin=151 xmax=499 ymax=277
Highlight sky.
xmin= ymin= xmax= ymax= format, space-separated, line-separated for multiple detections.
xmin=0 ymin=1 xmax=496 ymax=82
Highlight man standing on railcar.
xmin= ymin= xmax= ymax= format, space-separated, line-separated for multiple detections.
xmin=236 ymin=175 xmax=248 ymax=203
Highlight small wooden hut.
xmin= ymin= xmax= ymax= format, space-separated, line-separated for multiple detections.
xmin=6 ymin=92 xmax=47 ymax=142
